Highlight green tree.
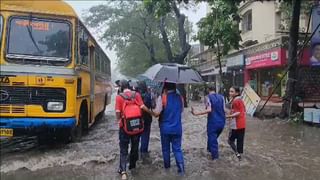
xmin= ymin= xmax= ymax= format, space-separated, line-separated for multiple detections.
xmin=278 ymin=0 xmax=316 ymax=118
xmin=144 ymin=0 xmax=192 ymax=64
xmin=84 ymin=1 xmax=184 ymax=77
xmin=279 ymin=0 xmax=302 ymax=118
xmin=144 ymin=0 xmax=194 ymax=107
xmin=279 ymin=0 xmax=314 ymax=31
xmin=195 ymin=0 xmax=242 ymax=90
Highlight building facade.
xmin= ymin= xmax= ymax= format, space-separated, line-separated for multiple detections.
xmin=192 ymin=0 xmax=319 ymax=103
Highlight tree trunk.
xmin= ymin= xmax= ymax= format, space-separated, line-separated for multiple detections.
xmin=159 ymin=17 xmax=174 ymax=62
xmin=280 ymin=0 xmax=301 ymax=118
xmin=147 ymin=27 xmax=157 ymax=64
xmin=171 ymin=1 xmax=191 ymax=64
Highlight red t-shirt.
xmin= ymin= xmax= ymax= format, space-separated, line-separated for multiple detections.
xmin=232 ymin=97 xmax=246 ymax=129
xmin=115 ymin=90 xmax=144 ymax=127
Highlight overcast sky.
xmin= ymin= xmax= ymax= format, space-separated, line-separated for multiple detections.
xmin=65 ymin=1 xmax=207 ymax=68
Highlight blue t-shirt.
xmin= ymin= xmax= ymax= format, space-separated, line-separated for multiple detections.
xmin=207 ymin=93 xmax=226 ymax=127
xmin=160 ymin=92 xmax=183 ymax=135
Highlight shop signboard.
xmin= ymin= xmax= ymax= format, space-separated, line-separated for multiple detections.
xmin=245 ymin=48 xmax=286 ymax=69
xmin=310 ymin=5 xmax=320 ymax=66
xmin=202 ymin=67 xmax=227 ymax=76
xmin=226 ymin=54 xmax=245 ymax=68
xmin=241 ymin=84 xmax=261 ymax=116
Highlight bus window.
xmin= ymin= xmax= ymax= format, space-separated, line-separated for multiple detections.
xmin=79 ymin=26 xmax=88 ymax=65
xmin=0 ymin=15 xmax=3 ymax=46
xmin=102 ymin=59 xmax=106 ymax=73
xmin=107 ymin=60 xmax=111 ymax=75
xmin=95 ymin=51 xmax=100 ymax=72
xmin=7 ymin=17 xmax=71 ymax=63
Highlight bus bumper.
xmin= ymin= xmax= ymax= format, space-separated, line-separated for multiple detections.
xmin=0 ymin=117 xmax=76 ymax=136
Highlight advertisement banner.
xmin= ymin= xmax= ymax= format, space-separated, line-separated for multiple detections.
xmin=245 ymin=48 xmax=286 ymax=69
xmin=241 ymin=84 xmax=261 ymax=117
xmin=310 ymin=5 xmax=320 ymax=66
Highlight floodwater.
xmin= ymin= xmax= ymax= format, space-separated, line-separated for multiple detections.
xmin=1 ymin=101 xmax=320 ymax=180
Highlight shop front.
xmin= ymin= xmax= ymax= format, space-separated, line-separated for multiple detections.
xmin=244 ymin=48 xmax=287 ymax=100
xmin=201 ymin=66 xmax=227 ymax=93
xmin=226 ymin=53 xmax=245 ymax=89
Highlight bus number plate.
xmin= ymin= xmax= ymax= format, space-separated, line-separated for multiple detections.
xmin=0 ymin=76 xmax=10 ymax=84
xmin=0 ymin=128 xmax=13 ymax=137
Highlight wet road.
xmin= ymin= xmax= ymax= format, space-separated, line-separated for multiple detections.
xmin=1 ymin=101 xmax=320 ymax=180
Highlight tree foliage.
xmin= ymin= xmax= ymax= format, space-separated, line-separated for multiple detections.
xmin=279 ymin=0 xmax=314 ymax=31
xmin=144 ymin=0 xmax=192 ymax=64
xmin=196 ymin=0 xmax=241 ymax=55
xmin=84 ymin=1 xmax=185 ymax=77
xmin=195 ymin=0 xmax=241 ymax=55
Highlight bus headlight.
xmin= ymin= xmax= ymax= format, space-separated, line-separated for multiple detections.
xmin=47 ymin=102 xmax=64 ymax=111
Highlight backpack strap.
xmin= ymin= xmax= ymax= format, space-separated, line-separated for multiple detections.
xmin=162 ymin=94 xmax=167 ymax=108
xmin=119 ymin=93 xmax=130 ymax=100
xmin=130 ymin=92 xmax=136 ymax=100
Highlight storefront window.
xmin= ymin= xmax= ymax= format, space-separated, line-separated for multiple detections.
xmin=249 ymin=70 xmax=258 ymax=93
xmin=259 ymin=68 xmax=282 ymax=97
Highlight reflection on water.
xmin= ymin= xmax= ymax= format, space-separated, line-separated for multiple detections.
xmin=1 ymin=102 xmax=320 ymax=180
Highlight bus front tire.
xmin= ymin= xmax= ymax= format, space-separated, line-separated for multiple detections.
xmin=70 ymin=122 xmax=82 ymax=142
xmin=70 ymin=108 xmax=86 ymax=142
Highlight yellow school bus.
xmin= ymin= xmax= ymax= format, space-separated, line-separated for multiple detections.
xmin=0 ymin=0 xmax=112 ymax=142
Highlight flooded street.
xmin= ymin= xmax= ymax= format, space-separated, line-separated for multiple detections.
xmin=1 ymin=101 xmax=320 ymax=180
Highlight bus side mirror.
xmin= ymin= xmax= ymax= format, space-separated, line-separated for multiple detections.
xmin=80 ymin=40 xmax=88 ymax=56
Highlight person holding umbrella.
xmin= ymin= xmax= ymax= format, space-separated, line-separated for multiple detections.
xmin=142 ymin=63 xmax=203 ymax=175
xmin=153 ymin=82 xmax=185 ymax=175
xmin=191 ymin=84 xmax=226 ymax=160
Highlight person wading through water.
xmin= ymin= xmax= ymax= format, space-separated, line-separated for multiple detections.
xmin=136 ymin=81 xmax=153 ymax=161
xmin=191 ymin=84 xmax=226 ymax=160
xmin=226 ymin=86 xmax=246 ymax=161
xmin=153 ymin=82 xmax=185 ymax=175
xmin=115 ymin=80 xmax=153 ymax=180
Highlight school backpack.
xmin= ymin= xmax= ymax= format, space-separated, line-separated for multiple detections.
xmin=119 ymin=92 xmax=144 ymax=135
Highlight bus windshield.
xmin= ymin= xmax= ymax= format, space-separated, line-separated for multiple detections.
xmin=7 ymin=17 xmax=71 ymax=63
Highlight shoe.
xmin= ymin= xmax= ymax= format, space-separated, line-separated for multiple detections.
xmin=236 ymin=153 xmax=242 ymax=161
xmin=121 ymin=171 xmax=128 ymax=180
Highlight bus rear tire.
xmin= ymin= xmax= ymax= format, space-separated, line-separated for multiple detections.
xmin=96 ymin=95 xmax=107 ymax=121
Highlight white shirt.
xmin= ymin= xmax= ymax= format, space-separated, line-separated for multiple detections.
xmin=153 ymin=96 xmax=163 ymax=114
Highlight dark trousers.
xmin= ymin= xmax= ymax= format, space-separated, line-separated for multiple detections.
xmin=140 ymin=118 xmax=152 ymax=153
xmin=160 ymin=133 xmax=184 ymax=173
xmin=207 ymin=125 xmax=224 ymax=159
xmin=228 ymin=128 xmax=245 ymax=154
xmin=119 ymin=128 xmax=140 ymax=172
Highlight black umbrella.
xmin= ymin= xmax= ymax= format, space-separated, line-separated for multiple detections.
xmin=142 ymin=63 xmax=203 ymax=84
